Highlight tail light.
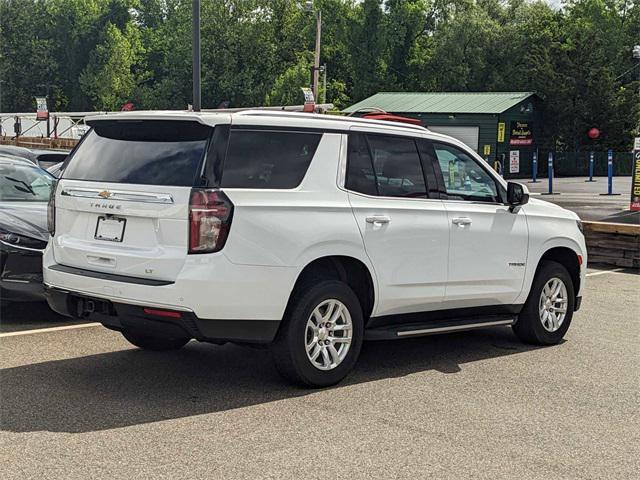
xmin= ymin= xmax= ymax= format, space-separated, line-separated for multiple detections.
xmin=188 ymin=188 xmax=233 ymax=254
xmin=47 ymin=180 xmax=58 ymax=236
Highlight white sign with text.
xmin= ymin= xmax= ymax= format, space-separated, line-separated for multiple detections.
xmin=509 ymin=150 xmax=520 ymax=174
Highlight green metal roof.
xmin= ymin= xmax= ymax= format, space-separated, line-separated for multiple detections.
xmin=344 ymin=92 xmax=537 ymax=114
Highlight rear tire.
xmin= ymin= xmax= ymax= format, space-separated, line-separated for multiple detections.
xmin=271 ymin=280 xmax=364 ymax=387
xmin=121 ymin=329 xmax=189 ymax=351
xmin=513 ymin=260 xmax=575 ymax=345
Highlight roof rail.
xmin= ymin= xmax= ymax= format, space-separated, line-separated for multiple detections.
xmin=236 ymin=109 xmax=430 ymax=133
xmin=202 ymin=104 xmax=334 ymax=114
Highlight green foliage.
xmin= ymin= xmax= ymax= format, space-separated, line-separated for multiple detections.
xmin=80 ymin=22 xmax=146 ymax=110
xmin=0 ymin=0 xmax=638 ymax=149
xmin=265 ymin=52 xmax=314 ymax=106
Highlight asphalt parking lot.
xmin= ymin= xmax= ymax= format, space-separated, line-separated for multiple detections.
xmin=527 ymin=176 xmax=638 ymax=224
xmin=1 ymin=267 xmax=638 ymax=479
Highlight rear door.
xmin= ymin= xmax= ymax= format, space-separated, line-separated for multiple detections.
xmin=53 ymin=119 xmax=219 ymax=282
xmin=345 ymin=131 xmax=449 ymax=316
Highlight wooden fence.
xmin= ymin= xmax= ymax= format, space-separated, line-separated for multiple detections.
xmin=1 ymin=136 xmax=77 ymax=150
xmin=583 ymin=221 xmax=640 ymax=269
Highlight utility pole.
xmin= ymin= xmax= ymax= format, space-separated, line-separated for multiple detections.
xmin=192 ymin=0 xmax=201 ymax=112
xmin=312 ymin=9 xmax=321 ymax=102
xmin=322 ymin=64 xmax=327 ymax=104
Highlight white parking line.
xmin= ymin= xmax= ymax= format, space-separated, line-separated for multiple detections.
xmin=0 ymin=322 xmax=101 ymax=338
xmin=586 ymin=268 xmax=626 ymax=277
xmin=0 ymin=269 xmax=630 ymax=338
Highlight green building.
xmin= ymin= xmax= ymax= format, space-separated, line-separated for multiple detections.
xmin=344 ymin=92 xmax=542 ymax=178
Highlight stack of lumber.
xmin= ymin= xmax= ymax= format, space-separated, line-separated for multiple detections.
xmin=583 ymin=221 xmax=640 ymax=268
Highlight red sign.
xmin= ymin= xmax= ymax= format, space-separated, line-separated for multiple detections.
xmin=301 ymin=88 xmax=315 ymax=113
xmin=35 ymin=96 xmax=48 ymax=121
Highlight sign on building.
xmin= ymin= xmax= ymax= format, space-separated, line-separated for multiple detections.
xmin=497 ymin=122 xmax=506 ymax=143
xmin=509 ymin=150 xmax=520 ymax=174
xmin=509 ymin=121 xmax=533 ymax=145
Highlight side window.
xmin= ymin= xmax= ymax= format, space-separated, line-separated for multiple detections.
xmin=221 ymin=130 xmax=322 ymax=189
xmin=345 ymin=133 xmax=377 ymax=196
xmin=367 ymin=135 xmax=427 ymax=198
xmin=346 ymin=134 xmax=428 ymax=198
xmin=432 ymin=142 xmax=500 ymax=202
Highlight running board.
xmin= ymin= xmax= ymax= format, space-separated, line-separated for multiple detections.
xmin=364 ymin=315 xmax=517 ymax=341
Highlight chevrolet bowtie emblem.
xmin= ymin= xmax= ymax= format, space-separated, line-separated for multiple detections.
xmin=98 ymin=190 xmax=112 ymax=199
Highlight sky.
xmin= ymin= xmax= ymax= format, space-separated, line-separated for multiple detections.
xmin=545 ymin=0 xmax=563 ymax=9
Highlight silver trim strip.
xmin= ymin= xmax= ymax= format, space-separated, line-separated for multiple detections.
xmin=396 ymin=318 xmax=515 ymax=337
xmin=0 ymin=239 xmax=44 ymax=253
xmin=61 ymin=188 xmax=174 ymax=204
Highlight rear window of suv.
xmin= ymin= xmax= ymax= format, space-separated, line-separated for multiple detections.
xmin=62 ymin=121 xmax=211 ymax=186
xmin=220 ymin=130 xmax=322 ymax=189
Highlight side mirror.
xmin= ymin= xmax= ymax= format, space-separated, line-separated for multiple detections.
xmin=507 ymin=181 xmax=529 ymax=212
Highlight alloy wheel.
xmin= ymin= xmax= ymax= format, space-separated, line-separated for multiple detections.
xmin=305 ymin=299 xmax=353 ymax=371
xmin=539 ymin=277 xmax=568 ymax=333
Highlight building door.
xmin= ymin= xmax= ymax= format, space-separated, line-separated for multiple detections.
xmin=428 ymin=126 xmax=480 ymax=152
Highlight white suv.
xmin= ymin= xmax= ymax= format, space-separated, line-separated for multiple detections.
xmin=44 ymin=111 xmax=586 ymax=387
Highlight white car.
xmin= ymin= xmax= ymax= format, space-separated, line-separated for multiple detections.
xmin=43 ymin=111 xmax=586 ymax=386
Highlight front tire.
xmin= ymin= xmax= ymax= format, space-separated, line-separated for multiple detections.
xmin=271 ymin=280 xmax=364 ymax=387
xmin=121 ymin=329 xmax=189 ymax=351
xmin=513 ymin=260 xmax=575 ymax=345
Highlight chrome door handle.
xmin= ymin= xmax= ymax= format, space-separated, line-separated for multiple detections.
xmin=366 ymin=215 xmax=391 ymax=225
xmin=452 ymin=217 xmax=472 ymax=226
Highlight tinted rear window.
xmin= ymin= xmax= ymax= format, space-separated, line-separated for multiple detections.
xmin=346 ymin=133 xmax=428 ymax=198
xmin=221 ymin=130 xmax=322 ymax=189
xmin=62 ymin=121 xmax=211 ymax=186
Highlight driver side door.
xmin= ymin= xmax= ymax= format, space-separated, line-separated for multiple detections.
xmin=427 ymin=140 xmax=529 ymax=309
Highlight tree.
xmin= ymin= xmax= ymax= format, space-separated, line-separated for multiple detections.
xmin=265 ymin=52 xmax=314 ymax=106
xmin=0 ymin=0 xmax=637 ymax=149
xmin=79 ymin=22 xmax=146 ymax=110
xmin=0 ymin=0 xmax=57 ymax=112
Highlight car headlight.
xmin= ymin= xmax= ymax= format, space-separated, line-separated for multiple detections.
xmin=0 ymin=232 xmax=47 ymax=251
xmin=576 ymin=220 xmax=584 ymax=234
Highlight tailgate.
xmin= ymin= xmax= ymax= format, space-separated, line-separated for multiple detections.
xmin=51 ymin=119 xmax=214 ymax=282
xmin=53 ymin=180 xmax=192 ymax=281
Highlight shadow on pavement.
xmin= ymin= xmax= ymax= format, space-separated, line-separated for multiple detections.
xmin=1 ymin=327 xmax=542 ymax=433
xmin=0 ymin=301 xmax=85 ymax=333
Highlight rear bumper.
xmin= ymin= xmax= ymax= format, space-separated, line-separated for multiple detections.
xmin=42 ymin=245 xmax=298 ymax=320
xmin=45 ymin=286 xmax=280 ymax=344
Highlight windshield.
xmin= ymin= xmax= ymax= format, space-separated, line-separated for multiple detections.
xmin=0 ymin=162 xmax=54 ymax=202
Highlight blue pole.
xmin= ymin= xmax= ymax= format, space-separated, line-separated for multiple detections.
xmin=547 ymin=151 xmax=553 ymax=194
xmin=532 ymin=150 xmax=538 ymax=183
xmin=587 ymin=151 xmax=595 ymax=182
xmin=600 ymin=149 xmax=621 ymax=196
